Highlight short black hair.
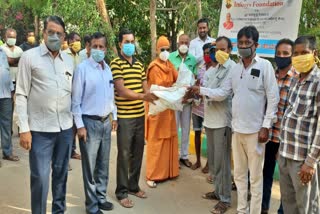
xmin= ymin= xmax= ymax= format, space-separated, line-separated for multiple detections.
xmin=216 ymin=36 xmax=233 ymax=50
xmin=90 ymin=32 xmax=107 ymax=46
xmin=43 ymin=16 xmax=65 ymax=32
xmin=197 ymin=18 xmax=209 ymax=27
xmin=118 ymin=28 xmax=134 ymax=43
xmin=275 ymin=38 xmax=294 ymax=53
xmin=237 ymin=26 xmax=259 ymax=43
xmin=83 ymin=34 xmax=91 ymax=44
xmin=202 ymin=43 xmax=212 ymax=51
xmin=67 ymin=31 xmax=80 ymax=43
xmin=294 ymin=36 xmax=317 ymax=50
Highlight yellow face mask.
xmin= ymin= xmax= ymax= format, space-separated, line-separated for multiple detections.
xmin=27 ymin=36 xmax=35 ymax=44
xmin=215 ymin=50 xmax=230 ymax=65
xmin=292 ymin=53 xmax=315 ymax=73
xmin=70 ymin=41 xmax=81 ymax=53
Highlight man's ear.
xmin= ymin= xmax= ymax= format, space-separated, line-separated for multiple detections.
xmin=118 ymin=42 xmax=122 ymax=49
xmin=255 ymin=43 xmax=259 ymax=48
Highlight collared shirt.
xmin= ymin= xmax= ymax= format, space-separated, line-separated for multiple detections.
xmin=1 ymin=43 xmax=23 ymax=82
xmin=79 ymin=48 xmax=89 ymax=63
xmin=0 ymin=48 xmax=14 ymax=98
xmin=200 ymin=55 xmax=279 ymax=134
xmin=192 ymin=64 xmax=206 ymax=118
xmin=280 ymin=65 xmax=320 ymax=168
xmin=63 ymin=48 xmax=80 ymax=67
xmin=15 ymin=43 xmax=74 ymax=133
xmin=270 ymin=68 xmax=297 ymax=143
xmin=110 ymin=55 xmax=146 ymax=119
xmin=20 ymin=42 xmax=38 ymax=51
xmin=72 ymin=57 xmax=117 ymax=128
xmin=189 ymin=36 xmax=215 ymax=64
xmin=202 ymin=59 xmax=235 ymax=129
xmin=169 ymin=50 xmax=197 ymax=75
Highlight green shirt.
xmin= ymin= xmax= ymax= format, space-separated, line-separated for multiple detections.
xmin=169 ymin=50 xmax=197 ymax=75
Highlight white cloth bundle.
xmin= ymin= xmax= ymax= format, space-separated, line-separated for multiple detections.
xmin=148 ymin=63 xmax=195 ymax=115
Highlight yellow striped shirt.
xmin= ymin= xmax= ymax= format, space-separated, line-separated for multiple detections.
xmin=110 ymin=56 xmax=146 ymax=118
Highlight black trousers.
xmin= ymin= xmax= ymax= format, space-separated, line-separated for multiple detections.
xmin=115 ymin=116 xmax=145 ymax=200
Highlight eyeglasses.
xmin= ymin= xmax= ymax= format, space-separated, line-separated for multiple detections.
xmin=160 ymin=48 xmax=170 ymax=52
xmin=46 ymin=30 xmax=64 ymax=39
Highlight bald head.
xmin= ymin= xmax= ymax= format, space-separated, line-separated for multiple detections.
xmin=178 ymin=34 xmax=190 ymax=46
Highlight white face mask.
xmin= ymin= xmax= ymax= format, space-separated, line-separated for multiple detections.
xmin=6 ymin=38 xmax=16 ymax=46
xmin=178 ymin=44 xmax=188 ymax=54
xmin=159 ymin=50 xmax=170 ymax=62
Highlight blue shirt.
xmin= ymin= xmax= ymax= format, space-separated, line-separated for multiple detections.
xmin=72 ymin=57 xmax=117 ymax=128
xmin=0 ymin=48 xmax=13 ymax=98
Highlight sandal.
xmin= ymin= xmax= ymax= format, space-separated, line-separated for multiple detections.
xmin=191 ymin=162 xmax=201 ymax=170
xmin=210 ymin=201 xmax=230 ymax=214
xmin=3 ymin=155 xmax=19 ymax=162
xmin=202 ymin=191 xmax=220 ymax=200
xmin=119 ymin=198 xmax=134 ymax=208
xmin=202 ymin=165 xmax=209 ymax=174
xmin=146 ymin=180 xmax=157 ymax=188
xmin=128 ymin=190 xmax=147 ymax=199
xmin=180 ymin=159 xmax=192 ymax=167
xmin=207 ymin=175 xmax=214 ymax=184
xmin=71 ymin=152 xmax=81 ymax=160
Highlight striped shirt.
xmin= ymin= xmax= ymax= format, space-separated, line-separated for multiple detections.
xmin=280 ymin=65 xmax=320 ymax=168
xmin=110 ymin=56 xmax=146 ymax=119
xmin=269 ymin=68 xmax=297 ymax=143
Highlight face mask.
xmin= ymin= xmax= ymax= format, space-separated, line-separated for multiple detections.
xmin=204 ymin=55 xmax=211 ymax=64
xmin=179 ymin=44 xmax=188 ymax=54
xmin=215 ymin=50 xmax=229 ymax=65
xmin=6 ymin=38 xmax=16 ymax=46
xmin=238 ymin=44 xmax=254 ymax=58
xmin=274 ymin=56 xmax=291 ymax=69
xmin=91 ymin=48 xmax=105 ymax=62
xmin=159 ymin=50 xmax=170 ymax=62
xmin=27 ymin=36 xmax=36 ymax=45
xmin=122 ymin=43 xmax=135 ymax=57
xmin=70 ymin=41 xmax=81 ymax=53
xmin=292 ymin=53 xmax=315 ymax=73
xmin=46 ymin=34 xmax=61 ymax=51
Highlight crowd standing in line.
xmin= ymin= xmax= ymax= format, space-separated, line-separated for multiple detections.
xmin=0 ymin=15 xmax=319 ymax=214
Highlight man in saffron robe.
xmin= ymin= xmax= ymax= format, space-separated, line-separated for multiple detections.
xmin=145 ymin=36 xmax=179 ymax=188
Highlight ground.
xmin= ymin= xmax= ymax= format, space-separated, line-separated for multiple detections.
xmin=0 ymin=129 xmax=281 ymax=214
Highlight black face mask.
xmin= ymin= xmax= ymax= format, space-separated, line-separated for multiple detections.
xmin=274 ymin=56 xmax=291 ymax=69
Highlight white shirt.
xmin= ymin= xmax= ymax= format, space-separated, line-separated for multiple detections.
xmin=189 ymin=36 xmax=215 ymax=64
xmin=1 ymin=43 xmax=23 ymax=82
xmin=72 ymin=57 xmax=117 ymax=128
xmin=0 ymin=48 xmax=14 ymax=98
xmin=200 ymin=55 xmax=279 ymax=134
xmin=15 ymin=44 xmax=74 ymax=133
xmin=203 ymin=59 xmax=235 ymax=129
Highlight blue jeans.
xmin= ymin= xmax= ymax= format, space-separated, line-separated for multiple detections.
xmin=0 ymin=98 xmax=13 ymax=157
xmin=79 ymin=116 xmax=111 ymax=214
xmin=30 ymin=128 xmax=73 ymax=214
xmin=262 ymin=141 xmax=283 ymax=213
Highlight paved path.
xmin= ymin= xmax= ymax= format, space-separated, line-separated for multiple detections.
xmin=0 ymin=130 xmax=281 ymax=214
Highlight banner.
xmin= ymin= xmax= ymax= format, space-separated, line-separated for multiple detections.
xmin=218 ymin=0 xmax=303 ymax=57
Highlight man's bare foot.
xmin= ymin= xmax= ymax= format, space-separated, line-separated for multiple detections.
xmin=191 ymin=162 xmax=201 ymax=170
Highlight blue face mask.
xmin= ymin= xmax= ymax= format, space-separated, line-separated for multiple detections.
xmin=46 ymin=34 xmax=61 ymax=51
xmin=210 ymin=52 xmax=217 ymax=63
xmin=122 ymin=43 xmax=135 ymax=57
xmin=91 ymin=49 xmax=105 ymax=62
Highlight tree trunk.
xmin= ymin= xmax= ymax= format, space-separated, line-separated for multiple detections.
xmin=34 ymin=15 xmax=40 ymax=41
xmin=150 ymin=0 xmax=157 ymax=60
xmin=96 ymin=0 xmax=118 ymax=55
xmin=196 ymin=0 xmax=202 ymax=19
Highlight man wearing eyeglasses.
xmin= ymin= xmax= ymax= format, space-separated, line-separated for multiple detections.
xmin=169 ymin=34 xmax=197 ymax=168
xmin=188 ymin=26 xmax=279 ymax=214
xmin=15 ymin=16 xmax=74 ymax=214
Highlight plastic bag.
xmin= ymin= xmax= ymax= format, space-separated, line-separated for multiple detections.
xmin=174 ymin=62 xmax=195 ymax=87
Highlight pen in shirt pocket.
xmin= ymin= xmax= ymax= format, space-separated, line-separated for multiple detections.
xmin=65 ymin=71 xmax=72 ymax=80
xmin=109 ymin=80 xmax=113 ymax=87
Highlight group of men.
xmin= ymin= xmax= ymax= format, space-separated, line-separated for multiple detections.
xmin=0 ymin=14 xmax=319 ymax=214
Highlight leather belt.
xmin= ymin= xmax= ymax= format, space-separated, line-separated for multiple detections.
xmin=82 ymin=114 xmax=109 ymax=122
